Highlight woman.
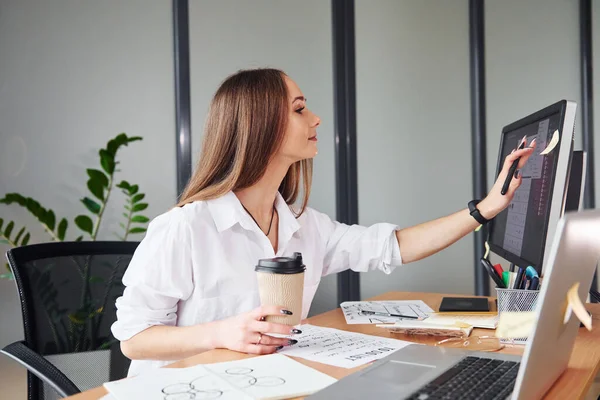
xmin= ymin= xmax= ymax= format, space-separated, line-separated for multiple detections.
xmin=112 ymin=68 xmax=535 ymax=376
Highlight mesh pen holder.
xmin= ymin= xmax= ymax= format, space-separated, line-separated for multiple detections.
xmin=496 ymin=288 xmax=541 ymax=344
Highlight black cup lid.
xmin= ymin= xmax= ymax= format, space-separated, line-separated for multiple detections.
xmin=255 ymin=252 xmax=306 ymax=274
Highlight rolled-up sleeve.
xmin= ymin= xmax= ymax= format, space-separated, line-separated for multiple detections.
xmin=310 ymin=209 xmax=403 ymax=276
xmin=111 ymin=208 xmax=193 ymax=341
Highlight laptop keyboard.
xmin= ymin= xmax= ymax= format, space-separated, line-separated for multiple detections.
xmin=406 ymin=356 xmax=520 ymax=400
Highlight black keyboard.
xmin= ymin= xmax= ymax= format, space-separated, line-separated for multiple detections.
xmin=406 ymin=356 xmax=520 ymax=400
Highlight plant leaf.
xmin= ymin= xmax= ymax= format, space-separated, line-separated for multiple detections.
xmin=106 ymin=139 xmax=118 ymax=157
xmin=0 ymin=239 xmax=9 ymax=245
xmin=75 ymin=236 xmax=83 ymax=242
xmin=129 ymin=185 xmax=139 ymax=195
xmin=25 ymin=197 xmax=42 ymax=219
xmin=0 ymin=193 xmax=27 ymax=206
xmin=132 ymin=193 xmax=145 ymax=203
xmin=57 ymin=218 xmax=68 ymax=241
xmin=128 ymin=227 xmax=147 ymax=234
xmin=14 ymin=227 xmax=25 ymax=244
xmin=115 ymin=133 xmax=128 ymax=145
xmin=127 ymin=136 xmax=143 ymax=143
xmin=75 ymin=216 xmax=93 ymax=235
xmin=132 ymin=203 xmax=148 ymax=212
xmin=116 ymin=180 xmax=131 ymax=190
xmin=87 ymin=179 xmax=105 ymax=201
xmin=21 ymin=233 xmax=30 ymax=246
xmin=131 ymin=215 xmax=149 ymax=223
xmin=0 ymin=217 xmax=3 ymax=231
xmin=87 ymin=169 xmax=109 ymax=188
xmin=122 ymin=213 xmax=128 ymax=218
xmin=99 ymin=149 xmax=115 ymax=174
xmin=4 ymin=221 xmax=14 ymax=238
xmin=45 ymin=210 xmax=56 ymax=231
xmin=89 ymin=276 xmax=104 ymax=284
xmin=119 ymin=222 xmax=126 ymax=229
xmin=81 ymin=198 xmax=101 ymax=214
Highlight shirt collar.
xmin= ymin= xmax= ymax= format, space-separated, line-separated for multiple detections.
xmin=207 ymin=191 xmax=300 ymax=237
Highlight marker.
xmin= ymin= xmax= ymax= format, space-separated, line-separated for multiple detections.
xmin=493 ymin=263 xmax=504 ymax=278
xmin=529 ymin=276 xmax=540 ymax=290
xmin=502 ymin=271 xmax=510 ymax=288
xmin=480 ymin=258 xmax=506 ymax=288
xmin=359 ymin=310 xmax=422 ymax=320
xmin=501 ymin=136 xmax=527 ymax=195
xmin=525 ymin=266 xmax=539 ymax=279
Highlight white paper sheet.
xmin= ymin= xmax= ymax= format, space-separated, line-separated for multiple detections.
xmin=105 ymin=365 xmax=248 ymax=400
xmin=340 ymin=300 xmax=433 ymax=324
xmin=277 ymin=324 xmax=414 ymax=368
xmin=104 ymin=354 xmax=336 ymax=400
xmin=207 ymin=354 xmax=336 ymax=399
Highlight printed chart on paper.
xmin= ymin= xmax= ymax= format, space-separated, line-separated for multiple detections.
xmin=340 ymin=300 xmax=433 ymax=324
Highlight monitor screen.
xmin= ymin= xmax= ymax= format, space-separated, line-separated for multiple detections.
xmin=488 ymin=112 xmax=565 ymax=270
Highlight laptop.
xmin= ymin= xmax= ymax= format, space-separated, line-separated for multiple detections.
xmin=308 ymin=209 xmax=600 ymax=400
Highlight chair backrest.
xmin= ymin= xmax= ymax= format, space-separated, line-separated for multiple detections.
xmin=6 ymin=241 xmax=139 ymax=400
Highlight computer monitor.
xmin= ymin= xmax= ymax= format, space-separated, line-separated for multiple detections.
xmin=488 ymin=100 xmax=576 ymax=275
xmin=564 ymin=150 xmax=586 ymax=213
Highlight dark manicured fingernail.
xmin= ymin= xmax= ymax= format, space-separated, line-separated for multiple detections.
xmin=514 ymin=170 xmax=520 ymax=179
xmin=291 ymin=329 xmax=302 ymax=334
xmin=275 ymin=346 xmax=283 ymax=351
xmin=288 ymin=339 xmax=298 ymax=345
xmin=260 ymin=316 xmax=266 ymax=321
xmin=280 ymin=309 xmax=293 ymax=315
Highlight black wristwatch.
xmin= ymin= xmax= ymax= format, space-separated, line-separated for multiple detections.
xmin=468 ymin=200 xmax=490 ymax=225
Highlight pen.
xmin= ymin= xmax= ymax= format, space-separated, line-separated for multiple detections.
xmin=514 ymin=267 xmax=525 ymax=289
xmin=501 ymin=136 xmax=526 ymax=195
xmin=359 ymin=310 xmax=422 ymax=320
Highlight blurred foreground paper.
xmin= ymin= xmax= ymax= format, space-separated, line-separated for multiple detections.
xmin=495 ymin=312 xmax=536 ymax=339
xmin=565 ymin=282 xmax=592 ymax=330
xmin=540 ymin=130 xmax=559 ymax=155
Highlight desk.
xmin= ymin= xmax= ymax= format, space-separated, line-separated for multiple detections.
xmin=67 ymin=292 xmax=600 ymax=400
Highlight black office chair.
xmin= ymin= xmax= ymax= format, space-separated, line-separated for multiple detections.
xmin=1 ymin=241 xmax=138 ymax=400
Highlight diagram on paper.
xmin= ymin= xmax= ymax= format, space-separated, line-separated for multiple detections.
xmin=340 ymin=300 xmax=433 ymax=324
xmin=103 ymin=354 xmax=335 ymax=400
xmin=277 ymin=324 xmax=413 ymax=368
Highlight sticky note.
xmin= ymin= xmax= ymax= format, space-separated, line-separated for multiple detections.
xmin=484 ymin=241 xmax=490 ymax=259
xmin=540 ymin=130 xmax=559 ymax=155
xmin=495 ymin=312 xmax=536 ymax=338
xmin=565 ymin=282 xmax=592 ymax=330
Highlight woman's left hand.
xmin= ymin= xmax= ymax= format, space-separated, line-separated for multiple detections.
xmin=477 ymin=136 xmax=537 ymax=220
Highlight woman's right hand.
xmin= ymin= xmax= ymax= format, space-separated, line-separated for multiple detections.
xmin=211 ymin=305 xmax=301 ymax=355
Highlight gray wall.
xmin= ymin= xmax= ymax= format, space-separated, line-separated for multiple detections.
xmin=0 ymin=0 xmax=599 ymax=397
xmin=188 ymin=0 xmax=337 ymax=315
xmin=485 ymin=0 xmax=581 ymax=276
xmin=0 ymin=0 xmax=176 ymax=396
xmin=355 ymin=0 xmax=474 ymax=298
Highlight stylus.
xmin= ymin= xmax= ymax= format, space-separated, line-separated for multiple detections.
xmin=501 ymin=137 xmax=526 ymax=195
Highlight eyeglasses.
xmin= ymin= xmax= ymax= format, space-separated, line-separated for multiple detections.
xmin=435 ymin=336 xmax=516 ymax=352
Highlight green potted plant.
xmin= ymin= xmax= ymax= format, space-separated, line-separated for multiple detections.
xmin=0 ymin=132 xmax=150 ymax=355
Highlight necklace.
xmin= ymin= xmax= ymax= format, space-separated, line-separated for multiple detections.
xmin=241 ymin=203 xmax=276 ymax=236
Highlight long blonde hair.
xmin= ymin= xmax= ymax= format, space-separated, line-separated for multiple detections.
xmin=177 ymin=68 xmax=312 ymax=216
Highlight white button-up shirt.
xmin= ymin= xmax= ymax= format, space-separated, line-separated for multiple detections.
xmin=111 ymin=191 xmax=403 ymax=376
